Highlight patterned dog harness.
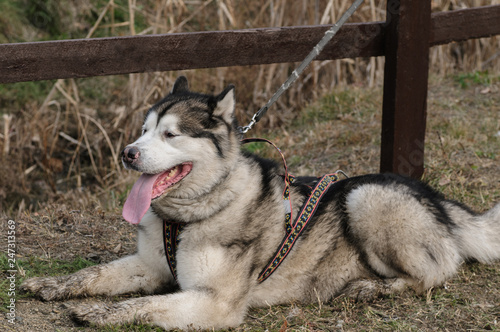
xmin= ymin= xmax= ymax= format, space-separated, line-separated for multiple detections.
xmin=257 ymin=171 xmax=340 ymax=282
xmin=163 ymin=139 xmax=343 ymax=283
xmin=163 ymin=220 xmax=184 ymax=282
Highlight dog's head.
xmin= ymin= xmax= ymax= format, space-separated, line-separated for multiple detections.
xmin=121 ymin=76 xmax=239 ymax=224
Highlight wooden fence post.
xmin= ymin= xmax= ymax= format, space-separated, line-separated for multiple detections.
xmin=380 ymin=0 xmax=431 ymax=178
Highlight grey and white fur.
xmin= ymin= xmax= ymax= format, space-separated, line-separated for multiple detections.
xmin=22 ymin=76 xmax=500 ymax=330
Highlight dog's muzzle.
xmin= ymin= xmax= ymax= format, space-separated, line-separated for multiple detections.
xmin=122 ymin=146 xmax=140 ymax=166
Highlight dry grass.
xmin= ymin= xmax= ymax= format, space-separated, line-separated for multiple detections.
xmin=1 ymin=0 xmax=500 ymax=215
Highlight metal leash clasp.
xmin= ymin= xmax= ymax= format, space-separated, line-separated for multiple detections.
xmin=238 ymin=113 xmax=259 ymax=136
xmin=238 ymin=120 xmax=255 ymax=135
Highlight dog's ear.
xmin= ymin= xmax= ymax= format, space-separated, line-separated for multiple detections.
xmin=171 ymin=76 xmax=189 ymax=94
xmin=213 ymin=85 xmax=235 ymax=123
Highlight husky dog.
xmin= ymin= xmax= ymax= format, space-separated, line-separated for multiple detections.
xmin=22 ymin=76 xmax=500 ymax=330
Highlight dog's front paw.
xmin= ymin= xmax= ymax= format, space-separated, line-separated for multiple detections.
xmin=68 ymin=302 xmax=114 ymax=326
xmin=21 ymin=266 xmax=102 ymax=301
xmin=68 ymin=300 xmax=150 ymax=326
xmin=21 ymin=276 xmax=73 ymax=301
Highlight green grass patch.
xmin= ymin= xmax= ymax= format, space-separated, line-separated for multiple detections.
xmin=0 ymin=0 xmax=150 ymax=43
xmin=0 ymin=254 xmax=96 ymax=311
xmin=0 ymin=80 xmax=56 ymax=112
xmin=453 ymin=70 xmax=491 ymax=89
xmin=292 ymin=88 xmax=379 ymax=128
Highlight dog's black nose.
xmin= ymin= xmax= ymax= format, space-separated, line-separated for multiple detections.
xmin=122 ymin=146 xmax=140 ymax=164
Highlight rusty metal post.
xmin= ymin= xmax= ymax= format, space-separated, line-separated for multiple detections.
xmin=380 ymin=0 xmax=431 ymax=178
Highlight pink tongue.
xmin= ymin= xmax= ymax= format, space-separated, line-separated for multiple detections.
xmin=123 ymin=173 xmax=161 ymax=224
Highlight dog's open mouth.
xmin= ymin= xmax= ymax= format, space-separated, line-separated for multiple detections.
xmin=122 ymin=163 xmax=193 ymax=224
xmin=151 ymin=163 xmax=193 ymax=199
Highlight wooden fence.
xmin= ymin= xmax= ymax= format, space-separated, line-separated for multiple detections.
xmin=1 ymin=1 xmax=500 ymax=178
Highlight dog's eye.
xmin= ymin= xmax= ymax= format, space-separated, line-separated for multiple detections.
xmin=142 ymin=129 xmax=148 ymax=135
xmin=164 ymin=131 xmax=176 ymax=138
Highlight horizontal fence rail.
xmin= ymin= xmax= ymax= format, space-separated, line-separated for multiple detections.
xmin=1 ymin=5 xmax=500 ymax=84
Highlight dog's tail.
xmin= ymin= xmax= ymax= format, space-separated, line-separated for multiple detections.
xmin=454 ymin=202 xmax=500 ymax=263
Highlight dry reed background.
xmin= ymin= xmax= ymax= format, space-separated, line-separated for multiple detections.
xmin=1 ymin=0 xmax=500 ymax=215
